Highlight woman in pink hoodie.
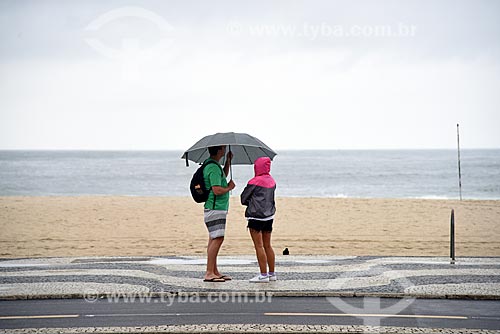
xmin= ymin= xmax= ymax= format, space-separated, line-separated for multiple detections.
xmin=240 ymin=157 xmax=277 ymax=283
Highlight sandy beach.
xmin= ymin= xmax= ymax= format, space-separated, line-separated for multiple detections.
xmin=0 ymin=196 xmax=499 ymax=258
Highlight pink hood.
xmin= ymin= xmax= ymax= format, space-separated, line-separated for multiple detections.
xmin=248 ymin=157 xmax=276 ymax=188
xmin=254 ymin=157 xmax=271 ymax=176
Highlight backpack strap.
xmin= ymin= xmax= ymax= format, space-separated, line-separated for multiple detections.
xmin=205 ymin=159 xmax=224 ymax=209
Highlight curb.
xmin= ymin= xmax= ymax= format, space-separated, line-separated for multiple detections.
xmin=1 ymin=324 xmax=499 ymax=334
xmin=1 ymin=290 xmax=499 ymax=301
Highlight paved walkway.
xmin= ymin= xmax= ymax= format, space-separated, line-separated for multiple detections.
xmin=1 ymin=256 xmax=500 ymax=334
xmin=1 ymin=256 xmax=499 ymax=300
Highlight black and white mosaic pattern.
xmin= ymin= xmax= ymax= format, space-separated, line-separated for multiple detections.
xmin=0 ymin=256 xmax=499 ymax=299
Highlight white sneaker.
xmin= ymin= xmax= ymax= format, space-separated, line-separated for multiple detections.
xmin=268 ymin=274 xmax=277 ymax=281
xmin=249 ymin=274 xmax=269 ymax=283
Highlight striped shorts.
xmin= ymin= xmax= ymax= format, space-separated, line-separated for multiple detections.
xmin=204 ymin=209 xmax=227 ymax=239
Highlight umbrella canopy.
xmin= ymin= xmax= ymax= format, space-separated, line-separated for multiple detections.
xmin=181 ymin=132 xmax=277 ymax=166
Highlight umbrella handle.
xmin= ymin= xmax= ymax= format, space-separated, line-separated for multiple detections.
xmin=185 ymin=153 xmax=189 ymax=167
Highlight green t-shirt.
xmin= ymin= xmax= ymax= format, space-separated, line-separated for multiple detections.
xmin=203 ymin=159 xmax=229 ymax=211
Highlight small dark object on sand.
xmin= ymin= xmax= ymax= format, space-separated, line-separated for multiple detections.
xmin=283 ymin=247 xmax=289 ymax=255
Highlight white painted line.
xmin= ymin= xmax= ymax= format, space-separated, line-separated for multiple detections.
xmin=0 ymin=314 xmax=79 ymax=320
xmin=85 ymin=312 xmax=253 ymax=317
xmin=265 ymin=312 xmax=468 ymax=320
xmin=78 ymin=312 xmax=469 ymax=321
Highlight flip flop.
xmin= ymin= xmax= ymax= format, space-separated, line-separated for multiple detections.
xmin=219 ymin=275 xmax=232 ymax=281
xmin=203 ymin=277 xmax=225 ymax=282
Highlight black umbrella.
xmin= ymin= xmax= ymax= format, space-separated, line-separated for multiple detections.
xmin=181 ymin=132 xmax=277 ymax=177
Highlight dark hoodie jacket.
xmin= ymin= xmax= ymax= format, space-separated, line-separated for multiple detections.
xmin=240 ymin=157 xmax=276 ymax=219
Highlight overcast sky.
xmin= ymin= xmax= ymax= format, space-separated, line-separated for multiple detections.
xmin=1 ymin=0 xmax=499 ymax=150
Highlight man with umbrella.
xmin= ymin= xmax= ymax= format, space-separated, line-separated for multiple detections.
xmin=202 ymin=145 xmax=235 ymax=282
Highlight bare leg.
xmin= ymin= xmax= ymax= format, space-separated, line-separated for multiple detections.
xmin=249 ymin=229 xmax=267 ymax=273
xmin=262 ymin=231 xmax=275 ymax=273
xmin=205 ymin=236 xmax=224 ymax=279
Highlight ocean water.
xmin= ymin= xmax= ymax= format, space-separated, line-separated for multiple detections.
xmin=0 ymin=150 xmax=499 ymax=199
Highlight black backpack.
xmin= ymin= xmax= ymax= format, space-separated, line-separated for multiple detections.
xmin=190 ymin=160 xmax=222 ymax=203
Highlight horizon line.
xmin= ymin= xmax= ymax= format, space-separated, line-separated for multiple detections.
xmin=0 ymin=147 xmax=499 ymax=151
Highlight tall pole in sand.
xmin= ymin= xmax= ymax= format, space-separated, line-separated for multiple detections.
xmin=457 ymin=124 xmax=462 ymax=201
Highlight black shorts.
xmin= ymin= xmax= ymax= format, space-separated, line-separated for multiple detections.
xmin=247 ymin=219 xmax=273 ymax=232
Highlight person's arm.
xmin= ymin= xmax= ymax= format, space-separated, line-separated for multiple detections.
xmin=207 ymin=162 xmax=235 ymax=196
xmin=240 ymin=184 xmax=255 ymax=206
xmin=212 ymin=180 xmax=235 ymax=195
